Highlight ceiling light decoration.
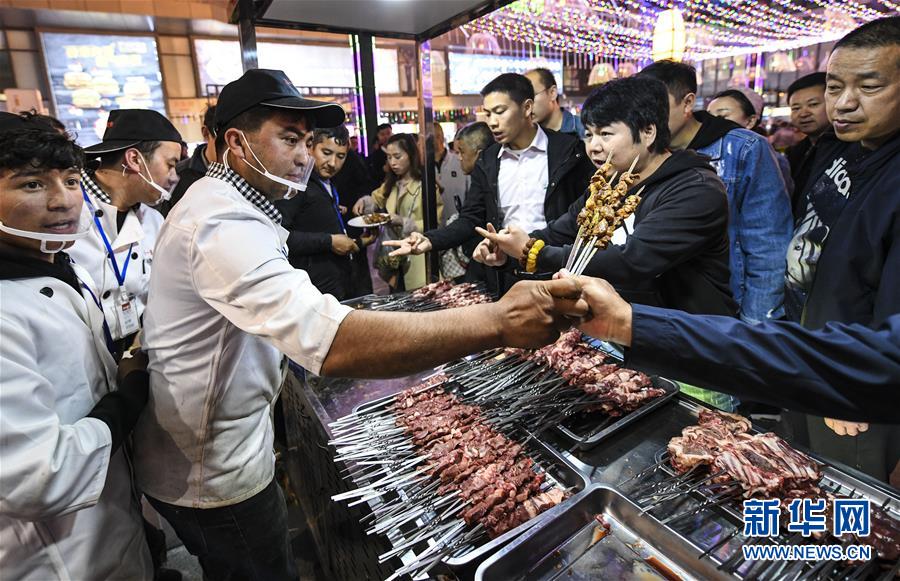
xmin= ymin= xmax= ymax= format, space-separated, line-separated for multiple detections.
xmin=651 ymin=8 xmax=686 ymax=62
xmin=462 ymin=0 xmax=895 ymax=62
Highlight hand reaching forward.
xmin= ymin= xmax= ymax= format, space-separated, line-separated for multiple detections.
xmin=472 ymin=223 xmax=508 ymax=267
xmin=553 ymin=270 xmax=634 ymax=346
xmin=493 ymin=276 xmax=589 ymax=349
xmin=383 ymin=232 xmax=432 ymax=257
xmin=474 ymin=224 xmax=531 ymax=262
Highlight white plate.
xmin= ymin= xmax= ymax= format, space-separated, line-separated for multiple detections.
xmin=347 ymin=214 xmax=390 ymax=228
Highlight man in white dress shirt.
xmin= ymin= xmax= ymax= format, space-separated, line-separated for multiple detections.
xmin=386 ymin=73 xmax=594 ymax=294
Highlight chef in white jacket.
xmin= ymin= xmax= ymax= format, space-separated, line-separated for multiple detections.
xmin=0 ymin=111 xmax=152 ymax=580
xmin=69 ymin=109 xmax=182 ymax=356
xmin=134 ymin=69 xmax=587 ymax=581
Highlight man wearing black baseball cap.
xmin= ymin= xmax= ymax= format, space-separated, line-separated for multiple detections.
xmin=133 ymin=69 xmax=587 ymax=580
xmin=68 ymin=108 xmax=182 ymax=357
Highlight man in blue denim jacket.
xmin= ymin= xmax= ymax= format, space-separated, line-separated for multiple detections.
xmin=640 ymin=61 xmax=793 ymax=326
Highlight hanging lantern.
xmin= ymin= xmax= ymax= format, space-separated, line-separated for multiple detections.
xmin=651 ymin=9 xmax=686 ymax=62
xmin=617 ymin=62 xmax=638 ymax=78
xmin=466 ymin=32 xmax=501 ymax=55
xmin=769 ymin=52 xmax=796 ymax=73
xmin=588 ymin=62 xmax=615 ymax=86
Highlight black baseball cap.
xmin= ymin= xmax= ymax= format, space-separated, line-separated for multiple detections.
xmin=214 ymin=69 xmax=346 ymax=132
xmin=84 ymin=109 xmax=183 ymax=155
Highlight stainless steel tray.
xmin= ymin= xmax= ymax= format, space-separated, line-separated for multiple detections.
xmin=475 ymin=484 xmax=732 ymax=581
xmin=554 ymin=374 xmax=680 ymax=451
xmin=346 ymin=385 xmax=592 ymax=571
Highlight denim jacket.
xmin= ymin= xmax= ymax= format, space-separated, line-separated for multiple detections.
xmin=695 ymin=127 xmax=792 ymax=323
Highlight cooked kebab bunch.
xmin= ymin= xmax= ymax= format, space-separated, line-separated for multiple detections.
xmin=514 ymin=329 xmax=666 ymax=416
xmin=575 ymin=153 xmax=643 ymax=249
xmin=668 ymin=410 xmax=900 ymax=562
xmin=668 ymin=409 xmax=821 ymax=497
xmin=390 ymin=381 xmax=567 ymax=539
xmin=412 ymin=281 xmax=491 ymax=308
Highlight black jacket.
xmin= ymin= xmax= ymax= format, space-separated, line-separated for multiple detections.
xmin=426 ymin=128 xmax=595 ymax=252
xmin=802 ymin=131 xmax=900 ymax=330
xmin=786 ymin=132 xmax=835 ymax=217
xmin=533 ymin=150 xmax=737 ymax=316
xmin=162 ymin=144 xmax=210 ymax=217
xmin=274 ymin=175 xmax=353 ymax=300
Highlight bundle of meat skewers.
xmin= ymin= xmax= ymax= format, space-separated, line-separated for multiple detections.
xmin=370 ymin=280 xmax=491 ymax=312
xmin=566 ymin=152 xmax=645 ymax=276
xmin=664 ymin=410 xmax=900 ymax=563
xmin=329 ymin=374 xmax=573 ymax=581
xmin=391 ymin=384 xmax=567 ymax=539
xmin=667 ymin=409 xmax=821 ymax=497
xmin=415 ymin=281 xmax=492 ymax=308
xmin=523 ymin=329 xmax=666 ymax=417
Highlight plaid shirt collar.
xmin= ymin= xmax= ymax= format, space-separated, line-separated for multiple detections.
xmin=80 ymin=169 xmax=113 ymax=205
xmin=206 ymin=162 xmax=282 ymax=224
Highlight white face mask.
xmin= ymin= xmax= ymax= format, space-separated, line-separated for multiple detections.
xmin=228 ymin=130 xmax=313 ymax=200
xmin=124 ymin=152 xmax=171 ymax=206
xmin=0 ymin=203 xmax=93 ymax=254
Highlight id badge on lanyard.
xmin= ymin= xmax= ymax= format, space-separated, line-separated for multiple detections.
xmin=115 ymin=289 xmax=140 ymax=337
xmin=82 ymin=187 xmax=140 ymax=337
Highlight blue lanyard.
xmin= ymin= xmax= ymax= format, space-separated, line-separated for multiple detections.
xmin=77 ymin=276 xmax=118 ymax=357
xmin=323 ymin=180 xmax=346 ymax=234
xmin=82 ymin=187 xmax=133 ymax=287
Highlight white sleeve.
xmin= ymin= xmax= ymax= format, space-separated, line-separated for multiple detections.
xmin=0 ymin=318 xmax=112 ymax=521
xmin=190 ymin=211 xmax=352 ymax=374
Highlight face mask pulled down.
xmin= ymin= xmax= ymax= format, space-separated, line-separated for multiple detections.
xmin=225 ymin=130 xmax=313 ymax=200
xmin=124 ymin=152 xmax=171 ymax=206
xmin=0 ymin=203 xmax=93 ymax=254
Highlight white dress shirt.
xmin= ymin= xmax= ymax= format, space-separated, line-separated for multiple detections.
xmin=497 ymin=125 xmax=550 ymax=233
xmin=134 ymin=167 xmax=352 ymax=508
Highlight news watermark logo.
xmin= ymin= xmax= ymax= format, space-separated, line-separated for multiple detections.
xmin=741 ymin=498 xmax=872 ymax=561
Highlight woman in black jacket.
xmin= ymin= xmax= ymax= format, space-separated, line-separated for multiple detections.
xmin=475 ymin=76 xmax=736 ymax=317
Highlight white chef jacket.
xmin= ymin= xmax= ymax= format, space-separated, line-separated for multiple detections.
xmin=68 ymin=172 xmax=163 ymax=340
xmin=436 ymin=150 xmax=470 ymax=227
xmin=0 ymin=262 xmax=153 ymax=580
xmin=134 ymin=166 xmax=352 ymax=508
xmin=497 ymin=125 xmax=550 ymax=233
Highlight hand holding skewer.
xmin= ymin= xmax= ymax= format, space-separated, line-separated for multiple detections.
xmin=553 ymin=271 xmax=634 ymax=346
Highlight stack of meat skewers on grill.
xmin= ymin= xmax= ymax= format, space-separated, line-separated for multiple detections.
xmin=368 ymin=280 xmax=492 ymax=312
xmin=455 ymin=329 xmax=669 ymax=437
xmin=328 ymin=374 xmax=570 ymax=581
xmin=566 ymin=152 xmax=645 ymax=276
xmin=393 ymin=386 xmax=567 ymax=538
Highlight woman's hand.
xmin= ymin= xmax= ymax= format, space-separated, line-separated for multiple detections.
xmin=474 ymin=224 xmax=531 ymax=262
xmin=352 ymin=197 xmax=368 ymax=216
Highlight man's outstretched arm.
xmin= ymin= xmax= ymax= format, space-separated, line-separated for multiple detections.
xmin=321 ymin=278 xmax=586 ymax=378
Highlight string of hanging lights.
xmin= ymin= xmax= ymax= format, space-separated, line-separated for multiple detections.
xmin=462 ymin=0 xmax=895 ymax=61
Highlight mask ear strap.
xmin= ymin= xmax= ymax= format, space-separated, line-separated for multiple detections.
xmin=238 ymin=131 xmax=265 ymax=168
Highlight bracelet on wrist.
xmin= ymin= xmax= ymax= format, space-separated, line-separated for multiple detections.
xmin=519 ymin=237 xmax=537 ymax=268
xmin=525 ymin=240 xmax=545 ymax=273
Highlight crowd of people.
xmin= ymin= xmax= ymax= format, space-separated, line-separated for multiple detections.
xmin=0 ymin=14 xmax=897 ymax=581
